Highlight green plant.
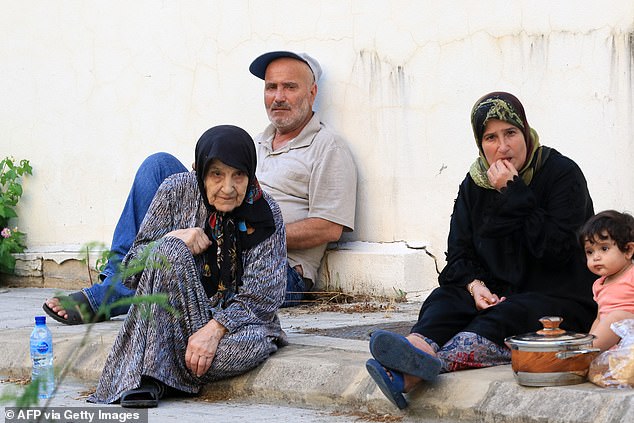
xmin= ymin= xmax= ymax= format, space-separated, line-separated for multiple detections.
xmin=392 ymin=287 xmax=408 ymax=303
xmin=0 ymin=157 xmax=32 ymax=274
xmin=0 ymin=242 xmax=177 ymax=416
xmin=80 ymin=241 xmax=113 ymax=284
xmin=77 ymin=240 xmax=175 ymax=321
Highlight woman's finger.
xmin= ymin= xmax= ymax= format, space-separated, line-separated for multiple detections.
xmin=195 ymin=355 xmax=212 ymax=377
xmin=192 ymin=231 xmax=211 ymax=254
xmin=185 ymin=349 xmax=193 ymax=370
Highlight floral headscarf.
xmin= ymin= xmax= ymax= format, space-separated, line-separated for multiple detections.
xmin=194 ymin=125 xmax=275 ymax=306
xmin=469 ymin=92 xmax=550 ymax=190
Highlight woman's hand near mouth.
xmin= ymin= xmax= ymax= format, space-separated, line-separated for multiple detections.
xmin=486 ymin=159 xmax=518 ymax=191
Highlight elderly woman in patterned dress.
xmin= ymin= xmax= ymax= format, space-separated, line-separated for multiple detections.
xmin=88 ymin=125 xmax=287 ymax=408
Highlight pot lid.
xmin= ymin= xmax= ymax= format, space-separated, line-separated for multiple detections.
xmin=505 ymin=316 xmax=595 ymax=347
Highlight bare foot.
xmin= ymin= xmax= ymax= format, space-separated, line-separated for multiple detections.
xmin=400 ymin=334 xmax=437 ymax=392
xmin=406 ymin=334 xmax=437 ymax=357
xmin=44 ymin=297 xmax=69 ymax=320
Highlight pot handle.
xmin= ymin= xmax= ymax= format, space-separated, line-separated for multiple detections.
xmin=556 ymin=348 xmax=600 ymax=360
xmin=537 ymin=316 xmax=565 ymax=336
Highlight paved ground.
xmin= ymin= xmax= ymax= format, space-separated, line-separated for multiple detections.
xmin=1 ymin=380 xmax=465 ymax=423
xmin=1 ymin=287 xmax=633 ymax=423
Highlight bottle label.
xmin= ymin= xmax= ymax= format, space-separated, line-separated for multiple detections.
xmin=36 ymin=341 xmax=50 ymax=354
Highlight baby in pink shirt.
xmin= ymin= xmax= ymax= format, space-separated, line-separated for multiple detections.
xmin=579 ymin=210 xmax=634 ymax=351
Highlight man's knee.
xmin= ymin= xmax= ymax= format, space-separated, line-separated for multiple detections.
xmin=142 ymin=152 xmax=179 ymax=167
xmin=137 ymin=152 xmax=187 ymax=182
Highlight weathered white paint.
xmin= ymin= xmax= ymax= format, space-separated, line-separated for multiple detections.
xmin=1 ymin=1 xmax=633 ymax=295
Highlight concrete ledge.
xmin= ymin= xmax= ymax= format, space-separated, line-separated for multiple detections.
xmin=479 ymin=381 xmax=634 ymax=422
xmin=3 ymin=242 xmax=442 ymax=299
xmin=203 ymin=344 xmax=377 ymax=410
xmin=318 ymin=241 xmax=439 ymax=298
xmin=0 ymin=324 xmax=117 ymax=382
xmin=2 ymin=289 xmax=633 ymax=422
xmin=3 ymin=325 xmax=633 ymax=422
xmin=0 ymin=258 xmax=99 ymax=289
xmin=0 ymin=245 xmax=102 ymax=289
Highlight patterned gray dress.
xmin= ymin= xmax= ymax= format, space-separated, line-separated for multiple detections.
xmin=89 ymin=172 xmax=287 ymax=403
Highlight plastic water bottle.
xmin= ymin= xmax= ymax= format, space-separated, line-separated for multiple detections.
xmin=30 ymin=315 xmax=55 ymax=399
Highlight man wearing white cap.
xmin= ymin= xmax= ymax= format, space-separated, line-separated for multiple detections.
xmin=249 ymin=51 xmax=357 ymax=306
xmin=43 ymin=50 xmax=357 ymax=322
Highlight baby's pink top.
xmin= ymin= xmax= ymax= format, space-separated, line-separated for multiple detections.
xmin=593 ymin=264 xmax=634 ymax=317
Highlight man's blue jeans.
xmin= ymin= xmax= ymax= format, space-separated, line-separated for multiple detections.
xmin=81 ymin=152 xmax=306 ymax=317
xmin=82 ymin=153 xmax=188 ymax=316
xmin=282 ymin=265 xmax=307 ymax=308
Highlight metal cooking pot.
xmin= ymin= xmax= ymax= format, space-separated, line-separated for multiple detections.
xmin=504 ymin=316 xmax=600 ymax=387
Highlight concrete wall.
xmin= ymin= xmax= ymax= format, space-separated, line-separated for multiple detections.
xmin=1 ymin=1 xmax=633 ymax=296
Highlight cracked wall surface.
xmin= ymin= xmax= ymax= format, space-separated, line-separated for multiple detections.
xmin=1 ymin=1 xmax=633 ymax=291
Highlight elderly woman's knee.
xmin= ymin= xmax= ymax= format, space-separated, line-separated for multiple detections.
xmin=211 ymin=330 xmax=277 ymax=371
xmin=146 ymin=239 xmax=195 ymax=271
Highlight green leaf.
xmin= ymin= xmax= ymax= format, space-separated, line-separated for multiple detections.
xmin=0 ymin=207 xmax=17 ymax=219
xmin=9 ymin=183 xmax=23 ymax=197
xmin=0 ymin=251 xmax=16 ymax=273
xmin=4 ymin=169 xmax=16 ymax=182
xmin=0 ymin=156 xmax=31 ymax=275
xmin=19 ymin=159 xmax=33 ymax=175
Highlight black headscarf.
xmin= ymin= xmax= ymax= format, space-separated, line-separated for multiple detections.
xmin=194 ymin=125 xmax=275 ymax=304
xmin=469 ymin=91 xmax=551 ymax=190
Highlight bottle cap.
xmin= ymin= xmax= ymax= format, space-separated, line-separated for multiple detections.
xmin=35 ymin=316 xmax=46 ymax=325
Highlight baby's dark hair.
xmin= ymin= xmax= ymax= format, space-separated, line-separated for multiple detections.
xmin=578 ymin=210 xmax=634 ymax=252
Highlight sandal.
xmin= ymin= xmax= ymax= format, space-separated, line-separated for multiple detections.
xmin=42 ymin=291 xmax=105 ymax=325
xmin=369 ymin=330 xmax=442 ymax=381
xmin=120 ymin=379 xmax=164 ymax=408
xmin=366 ymin=358 xmax=407 ymax=409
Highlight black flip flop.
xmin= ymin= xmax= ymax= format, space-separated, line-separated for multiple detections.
xmin=120 ymin=380 xmax=162 ymax=408
xmin=42 ymin=291 xmax=98 ymax=325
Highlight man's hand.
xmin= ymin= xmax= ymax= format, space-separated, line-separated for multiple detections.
xmin=165 ymin=228 xmax=211 ymax=255
xmin=185 ymin=319 xmax=227 ymax=377
xmin=486 ymin=159 xmax=518 ymax=191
